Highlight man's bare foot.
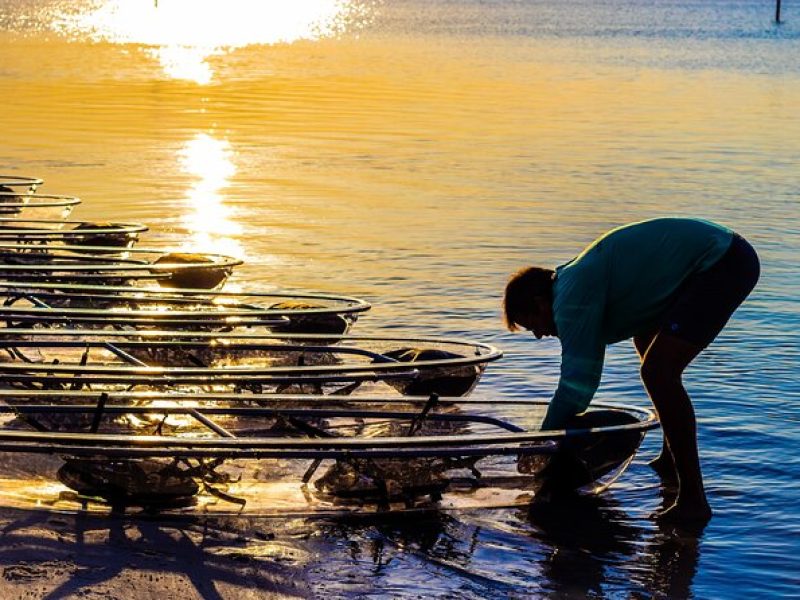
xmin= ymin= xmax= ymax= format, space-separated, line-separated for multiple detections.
xmin=649 ymin=454 xmax=679 ymax=486
xmin=652 ymin=501 xmax=712 ymax=524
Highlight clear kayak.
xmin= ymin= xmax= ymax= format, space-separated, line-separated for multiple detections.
xmin=0 ymin=192 xmax=80 ymax=220
xmin=0 ymin=282 xmax=370 ymax=334
xmin=0 ymin=391 xmax=658 ymax=515
xmin=0 ymin=328 xmax=502 ymax=396
xmin=0 ymin=218 xmax=148 ymax=248
xmin=0 ymin=243 xmax=242 ymax=288
xmin=0 ymin=175 xmax=42 ymax=193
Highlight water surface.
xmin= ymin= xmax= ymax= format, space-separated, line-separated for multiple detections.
xmin=1 ymin=0 xmax=799 ymax=597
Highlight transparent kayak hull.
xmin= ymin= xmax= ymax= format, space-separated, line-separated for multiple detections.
xmin=0 ymin=192 xmax=80 ymax=220
xmin=0 ymin=218 xmax=148 ymax=248
xmin=0 ymin=243 xmax=242 ymax=288
xmin=0 ymin=282 xmax=370 ymax=335
xmin=0 ymin=329 xmax=501 ymax=396
xmin=0 ymin=391 xmax=658 ymax=514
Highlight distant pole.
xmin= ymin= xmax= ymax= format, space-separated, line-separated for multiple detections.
xmin=776 ymin=0 xmax=782 ymax=23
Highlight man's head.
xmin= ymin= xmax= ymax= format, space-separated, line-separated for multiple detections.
xmin=503 ymin=266 xmax=557 ymax=338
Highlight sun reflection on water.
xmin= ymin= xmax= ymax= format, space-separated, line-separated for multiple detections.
xmin=178 ymin=133 xmax=244 ymax=259
xmin=53 ymin=0 xmax=376 ymax=83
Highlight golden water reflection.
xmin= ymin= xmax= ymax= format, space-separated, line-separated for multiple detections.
xmin=155 ymin=46 xmax=215 ymax=85
xmin=178 ymin=133 xmax=244 ymax=259
xmin=55 ymin=0 xmax=375 ymax=83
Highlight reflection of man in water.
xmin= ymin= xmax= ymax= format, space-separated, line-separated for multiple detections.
xmin=503 ymin=218 xmax=760 ymax=523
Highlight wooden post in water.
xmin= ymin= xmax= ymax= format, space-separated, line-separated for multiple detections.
xmin=775 ymin=0 xmax=782 ymax=23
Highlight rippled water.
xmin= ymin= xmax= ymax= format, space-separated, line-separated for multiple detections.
xmin=1 ymin=0 xmax=799 ymax=597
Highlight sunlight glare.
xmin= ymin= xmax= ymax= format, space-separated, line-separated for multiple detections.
xmin=55 ymin=0 xmax=374 ymax=83
xmin=178 ymin=133 xmax=245 ymax=259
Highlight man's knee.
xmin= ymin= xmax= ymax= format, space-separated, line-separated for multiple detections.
xmin=639 ymin=334 xmax=701 ymax=391
xmin=640 ymin=357 xmax=683 ymax=391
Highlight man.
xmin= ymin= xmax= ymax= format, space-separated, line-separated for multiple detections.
xmin=503 ymin=218 xmax=759 ymax=523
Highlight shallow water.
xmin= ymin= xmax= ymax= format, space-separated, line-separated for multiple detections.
xmin=1 ymin=0 xmax=799 ymax=597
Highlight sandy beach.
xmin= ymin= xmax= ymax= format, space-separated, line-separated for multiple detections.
xmin=0 ymin=509 xmax=312 ymax=599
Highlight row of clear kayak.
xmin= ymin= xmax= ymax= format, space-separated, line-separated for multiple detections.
xmin=0 ymin=174 xmax=657 ymax=516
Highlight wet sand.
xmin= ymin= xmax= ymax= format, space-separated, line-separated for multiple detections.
xmin=0 ymin=508 xmax=311 ymax=599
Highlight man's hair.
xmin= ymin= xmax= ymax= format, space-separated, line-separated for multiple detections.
xmin=503 ymin=266 xmax=555 ymax=331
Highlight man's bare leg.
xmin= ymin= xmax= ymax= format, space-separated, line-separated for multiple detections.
xmin=640 ymin=333 xmax=712 ymax=523
xmin=634 ymin=333 xmax=677 ymax=484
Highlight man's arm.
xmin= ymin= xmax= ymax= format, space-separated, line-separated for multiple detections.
xmin=541 ymin=347 xmax=605 ymax=429
xmin=540 ymin=289 xmax=606 ymax=430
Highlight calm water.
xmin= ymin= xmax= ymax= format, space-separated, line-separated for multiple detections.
xmin=1 ymin=0 xmax=799 ymax=597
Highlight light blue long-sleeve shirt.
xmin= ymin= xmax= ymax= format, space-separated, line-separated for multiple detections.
xmin=541 ymin=218 xmax=734 ymax=429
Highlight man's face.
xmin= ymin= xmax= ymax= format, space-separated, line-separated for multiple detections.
xmin=516 ymin=296 xmax=556 ymax=339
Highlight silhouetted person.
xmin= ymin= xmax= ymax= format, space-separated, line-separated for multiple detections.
xmin=503 ymin=218 xmax=759 ymax=523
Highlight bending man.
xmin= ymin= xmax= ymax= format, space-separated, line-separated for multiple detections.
xmin=503 ymin=218 xmax=759 ymax=523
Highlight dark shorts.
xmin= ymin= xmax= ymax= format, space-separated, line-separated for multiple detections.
xmin=658 ymin=233 xmax=760 ymax=349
